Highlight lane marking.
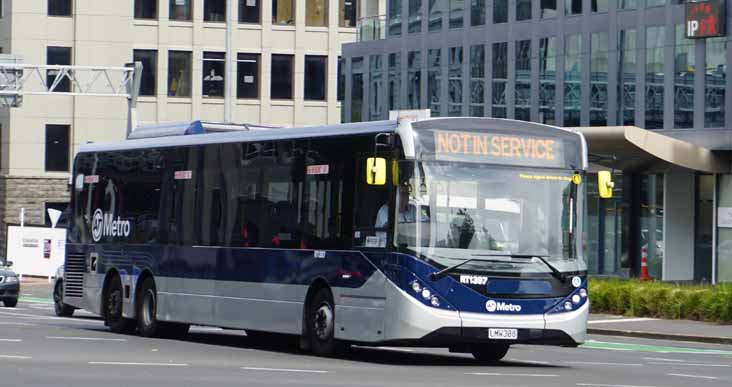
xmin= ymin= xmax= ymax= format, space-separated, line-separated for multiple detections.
xmin=18 ymin=297 xmax=54 ymax=305
xmin=589 ymin=318 xmax=658 ymax=324
xmin=0 ymin=355 xmax=32 ymax=359
xmin=576 ymin=384 xmax=662 ymax=387
xmin=0 ymin=339 xmax=22 ymax=342
xmin=648 ymin=362 xmax=729 ymax=368
xmin=506 ymin=358 xmax=551 ymax=365
xmin=242 ymin=367 xmax=329 ymax=374
xmin=0 ymin=322 xmax=37 ymax=326
xmin=566 ymin=361 xmax=641 ymax=367
xmin=583 ymin=340 xmax=732 ymax=355
xmin=89 ymin=362 xmax=188 ymax=367
xmin=466 ymin=373 xmax=560 ymax=377
xmin=667 ymin=373 xmax=719 ymax=380
xmin=643 ymin=357 xmax=686 ymax=363
xmin=47 ymin=336 xmax=128 ymax=342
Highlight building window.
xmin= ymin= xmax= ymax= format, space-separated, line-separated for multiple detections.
xmin=618 ymin=29 xmax=636 ymax=125
xmin=306 ymin=0 xmax=328 ymax=27
xmin=135 ymin=0 xmax=158 ymax=19
xmin=203 ymin=52 xmax=225 ymax=98
xmin=428 ymin=49 xmax=442 ymax=116
xmin=239 ymin=0 xmax=261 ymax=23
xmin=448 ymin=47 xmax=463 ymax=116
xmin=492 ymin=42 xmax=508 ymax=118
xmin=469 ymin=44 xmax=485 ymax=117
xmin=337 ymin=57 xmax=345 ymax=101
xmin=237 ymin=53 xmax=260 ymax=99
xmin=515 ymin=40 xmax=531 ymax=121
xmin=539 ymin=37 xmax=557 ymax=124
xmin=47 ymin=46 xmax=72 ymax=93
xmin=351 ymin=57 xmax=364 ymax=122
xmin=646 ymin=26 xmax=665 ymax=129
xmin=204 ymin=0 xmax=227 ymax=22
xmin=271 ymin=54 xmax=293 ymax=99
xmin=369 ymin=55 xmax=384 ymax=120
xmin=45 ymin=124 xmax=70 ymax=172
xmin=564 ymin=34 xmax=582 ymax=126
xmin=341 ymin=0 xmax=358 ymax=27
xmin=540 ymin=0 xmax=557 ymax=18
xmin=389 ymin=0 xmax=402 ymax=36
xmin=647 ymin=0 xmax=666 ymax=7
xmin=168 ymin=51 xmax=192 ymax=97
xmin=705 ymin=37 xmax=726 ymax=128
xmin=619 ymin=0 xmax=636 ymax=10
xmin=590 ymin=32 xmax=609 ymax=126
xmin=134 ymin=50 xmax=158 ymax=97
xmin=48 ymin=0 xmax=72 ymax=17
xmin=674 ymin=24 xmax=694 ymax=129
xmin=305 ymin=55 xmax=327 ymax=100
xmin=493 ymin=0 xmax=507 ymax=24
xmin=388 ymin=53 xmax=401 ymax=110
xmin=639 ymin=174 xmax=664 ymax=280
xmin=516 ymin=0 xmax=531 ymax=21
xmin=170 ymin=0 xmax=192 ymax=21
xmin=273 ymin=0 xmax=294 ymax=25
xmin=471 ymin=0 xmax=485 ymax=26
xmin=591 ymin=0 xmax=608 ymax=13
xmin=449 ymin=0 xmax=464 ymax=28
xmin=407 ymin=51 xmax=422 ymax=109
xmin=565 ymin=0 xmax=581 ymax=15
xmin=429 ymin=0 xmax=442 ymax=31
xmin=408 ymin=0 xmax=421 ymax=32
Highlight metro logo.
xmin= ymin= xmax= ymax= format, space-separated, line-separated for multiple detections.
xmin=435 ymin=131 xmax=557 ymax=161
xmin=91 ymin=209 xmax=131 ymax=242
xmin=485 ymin=300 xmax=523 ymax=313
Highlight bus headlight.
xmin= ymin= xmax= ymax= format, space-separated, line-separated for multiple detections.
xmin=579 ymin=288 xmax=588 ymax=298
xmin=430 ymin=296 xmax=440 ymax=307
xmin=421 ymin=288 xmax=431 ymax=300
xmin=572 ymin=294 xmax=581 ymax=304
xmin=564 ymin=301 xmax=573 ymax=311
xmin=411 ymin=281 xmax=422 ymax=293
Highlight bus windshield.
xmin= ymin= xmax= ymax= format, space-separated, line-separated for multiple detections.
xmin=395 ymin=161 xmax=585 ymax=274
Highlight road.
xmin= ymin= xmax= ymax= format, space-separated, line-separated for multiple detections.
xmin=1 ymin=282 xmax=731 ymax=387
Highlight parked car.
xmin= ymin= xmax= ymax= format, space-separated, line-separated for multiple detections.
xmin=0 ymin=260 xmax=19 ymax=308
xmin=53 ymin=265 xmax=76 ymax=317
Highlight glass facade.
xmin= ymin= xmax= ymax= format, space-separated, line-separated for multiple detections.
xmin=369 ymin=55 xmax=384 ymax=120
xmin=471 ymin=0 xmax=485 ymax=26
xmin=718 ymin=176 xmax=732 ymax=283
xmin=674 ymin=24 xmax=694 ymax=129
xmin=491 ymin=42 xmax=508 ymax=118
xmin=639 ymin=174 xmax=664 ymax=280
xmin=618 ymin=29 xmax=636 ymax=125
xmin=493 ymin=0 xmax=507 ymax=24
xmin=429 ymin=0 xmax=442 ymax=31
xmin=351 ymin=57 xmax=364 ymax=122
xmin=565 ymin=0 xmax=581 ymax=15
xmin=448 ymin=46 xmax=463 ymax=116
xmin=516 ymin=0 xmax=531 ymax=21
xmin=705 ymin=37 xmax=726 ymax=128
xmin=646 ymin=26 xmax=665 ymax=129
xmin=428 ymin=48 xmax=442 ymax=116
xmin=592 ymin=0 xmax=608 ymax=13
xmin=564 ymin=34 xmax=582 ymax=127
xmin=539 ymin=37 xmax=557 ymax=125
xmin=469 ymin=44 xmax=485 ymax=117
xmin=540 ymin=0 xmax=557 ymax=18
xmin=388 ymin=53 xmax=401 ymax=110
xmin=389 ymin=0 xmax=402 ymax=36
xmin=515 ymin=40 xmax=531 ymax=121
xmin=449 ymin=0 xmax=464 ymax=29
xmin=590 ymin=32 xmax=609 ymax=126
xmin=409 ymin=0 xmax=422 ymax=33
xmin=408 ymin=51 xmax=422 ymax=109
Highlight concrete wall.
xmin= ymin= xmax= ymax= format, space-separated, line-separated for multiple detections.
xmin=663 ymin=169 xmax=695 ymax=281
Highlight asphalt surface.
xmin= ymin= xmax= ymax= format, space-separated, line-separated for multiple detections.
xmin=1 ymin=282 xmax=731 ymax=387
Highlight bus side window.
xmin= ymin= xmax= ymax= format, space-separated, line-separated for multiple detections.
xmin=353 ymin=156 xmax=392 ymax=248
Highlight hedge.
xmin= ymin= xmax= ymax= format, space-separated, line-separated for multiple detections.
xmin=588 ymin=279 xmax=732 ymax=324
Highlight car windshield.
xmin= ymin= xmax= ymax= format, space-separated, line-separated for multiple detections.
xmin=395 ymin=161 xmax=585 ymax=274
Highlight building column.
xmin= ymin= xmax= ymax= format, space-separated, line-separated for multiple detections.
xmin=662 ymin=169 xmax=695 ymax=281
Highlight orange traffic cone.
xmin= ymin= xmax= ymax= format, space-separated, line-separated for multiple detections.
xmin=640 ymin=247 xmax=651 ymax=281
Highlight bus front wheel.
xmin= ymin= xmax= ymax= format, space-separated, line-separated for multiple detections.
xmin=471 ymin=344 xmax=509 ymax=364
xmin=104 ymin=274 xmax=135 ymax=334
xmin=307 ymin=288 xmax=338 ymax=356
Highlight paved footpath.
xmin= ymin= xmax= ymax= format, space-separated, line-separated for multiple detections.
xmin=589 ymin=314 xmax=732 ymax=345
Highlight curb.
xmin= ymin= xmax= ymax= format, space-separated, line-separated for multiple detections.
xmin=588 ymin=328 xmax=732 ymax=345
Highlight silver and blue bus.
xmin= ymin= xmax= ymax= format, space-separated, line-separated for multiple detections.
xmin=62 ymin=117 xmax=601 ymax=362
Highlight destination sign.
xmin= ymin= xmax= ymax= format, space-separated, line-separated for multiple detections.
xmin=431 ymin=130 xmax=565 ymax=167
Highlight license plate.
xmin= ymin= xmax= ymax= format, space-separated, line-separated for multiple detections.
xmin=488 ymin=328 xmax=518 ymax=340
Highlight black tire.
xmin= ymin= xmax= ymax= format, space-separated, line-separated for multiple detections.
xmin=104 ymin=274 xmax=135 ymax=334
xmin=53 ymin=280 xmax=75 ymax=317
xmin=471 ymin=344 xmax=509 ymax=364
xmin=3 ymin=299 xmax=18 ymax=308
xmin=307 ymin=288 xmax=338 ymax=356
xmin=136 ymin=277 xmax=189 ymax=339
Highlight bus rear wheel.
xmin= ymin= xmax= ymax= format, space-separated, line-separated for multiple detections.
xmin=54 ymin=280 xmax=75 ymax=317
xmin=136 ymin=277 xmax=189 ymax=339
xmin=307 ymin=288 xmax=338 ymax=356
xmin=104 ymin=274 xmax=135 ymax=334
xmin=471 ymin=344 xmax=509 ymax=364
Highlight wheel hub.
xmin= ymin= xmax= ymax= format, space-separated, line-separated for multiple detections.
xmin=313 ymin=302 xmax=333 ymax=341
xmin=142 ymin=289 xmax=156 ymax=327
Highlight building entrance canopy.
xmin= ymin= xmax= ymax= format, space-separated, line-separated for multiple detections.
xmin=575 ymin=126 xmax=729 ymax=173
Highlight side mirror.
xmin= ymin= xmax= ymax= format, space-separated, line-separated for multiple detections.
xmin=6 ymin=260 xmax=13 ymax=268
xmin=598 ymin=171 xmax=615 ymax=199
xmin=366 ymin=157 xmax=387 ymax=185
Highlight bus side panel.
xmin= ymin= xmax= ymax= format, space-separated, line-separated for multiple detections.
xmin=156 ymin=277 xmax=217 ymax=327
xmin=333 ymin=270 xmax=387 ymax=342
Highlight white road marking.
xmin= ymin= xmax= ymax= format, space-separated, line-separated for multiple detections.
xmin=0 ymin=355 xmax=32 ymax=360
xmin=89 ymin=362 xmax=188 ymax=367
xmin=506 ymin=358 xmax=551 ymax=365
xmin=588 ymin=318 xmax=658 ymax=324
xmin=566 ymin=361 xmax=641 ymax=367
xmin=647 ymin=362 xmax=729 ymax=368
xmin=0 ymin=339 xmax=22 ymax=342
xmin=643 ymin=357 xmax=686 ymax=363
xmin=47 ymin=336 xmax=127 ymax=342
xmin=667 ymin=373 xmax=719 ymax=380
xmin=242 ymin=367 xmax=330 ymax=374
xmin=0 ymin=322 xmax=37 ymax=326
xmin=371 ymin=346 xmax=415 ymax=353
xmin=466 ymin=373 xmax=560 ymax=377
xmin=0 ymin=307 xmax=28 ymax=311
xmin=576 ymin=384 xmax=662 ymax=387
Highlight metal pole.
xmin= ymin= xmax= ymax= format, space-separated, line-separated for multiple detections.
xmin=126 ymin=61 xmax=143 ymax=138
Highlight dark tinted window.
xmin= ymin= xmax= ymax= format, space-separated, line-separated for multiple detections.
xmin=237 ymin=53 xmax=260 ymax=98
xmin=203 ymin=52 xmax=225 ymax=98
xmin=45 ymin=124 xmax=70 ymax=172
xmin=493 ymin=0 xmax=507 ymax=23
xmin=271 ymin=54 xmax=294 ymax=99
xmin=170 ymin=0 xmax=192 ymax=21
xmin=239 ymin=0 xmax=261 ymax=23
xmin=168 ymin=51 xmax=192 ymax=97
xmin=134 ymin=49 xmax=157 ymax=96
xmin=204 ymin=0 xmax=227 ymax=22
xmin=47 ymin=46 xmax=72 ymax=92
xmin=48 ymin=0 xmax=72 ymax=16
xmin=135 ymin=0 xmax=157 ymax=19
xmin=305 ymin=55 xmax=327 ymax=101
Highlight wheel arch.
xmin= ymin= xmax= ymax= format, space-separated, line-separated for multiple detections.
xmin=100 ymin=268 xmax=121 ymax=316
xmin=299 ymin=277 xmax=332 ymax=350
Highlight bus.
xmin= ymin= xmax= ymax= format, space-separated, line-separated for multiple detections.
xmin=62 ymin=116 xmax=605 ymax=362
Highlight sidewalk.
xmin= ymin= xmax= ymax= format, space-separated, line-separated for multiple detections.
xmin=589 ymin=314 xmax=732 ymax=345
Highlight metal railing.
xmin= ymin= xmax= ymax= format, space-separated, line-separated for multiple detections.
xmin=357 ymin=15 xmax=386 ymax=41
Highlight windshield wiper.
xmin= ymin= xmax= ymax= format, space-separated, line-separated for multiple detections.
xmin=470 ymin=254 xmax=567 ymax=283
xmin=430 ymin=257 xmax=533 ymax=281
